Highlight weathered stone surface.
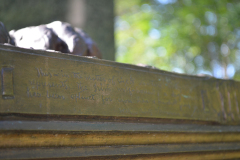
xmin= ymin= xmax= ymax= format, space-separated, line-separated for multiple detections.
xmin=0 ymin=44 xmax=240 ymax=124
xmin=1 ymin=44 xmax=240 ymax=160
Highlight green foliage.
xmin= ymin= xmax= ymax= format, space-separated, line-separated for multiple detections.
xmin=115 ymin=0 xmax=240 ymax=80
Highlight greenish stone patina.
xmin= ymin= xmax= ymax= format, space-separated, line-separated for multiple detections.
xmin=0 ymin=44 xmax=240 ymax=125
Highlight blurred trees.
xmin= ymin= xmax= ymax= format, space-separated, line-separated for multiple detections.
xmin=0 ymin=0 xmax=68 ymax=30
xmin=115 ymin=0 xmax=240 ymax=80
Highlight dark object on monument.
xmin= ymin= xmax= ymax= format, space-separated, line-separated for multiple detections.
xmin=46 ymin=21 xmax=88 ymax=56
xmin=9 ymin=25 xmax=70 ymax=53
xmin=0 ymin=22 xmax=14 ymax=45
xmin=47 ymin=21 xmax=102 ymax=58
xmin=75 ymin=27 xmax=102 ymax=58
xmin=137 ymin=63 xmax=160 ymax=70
xmin=9 ymin=21 xmax=102 ymax=58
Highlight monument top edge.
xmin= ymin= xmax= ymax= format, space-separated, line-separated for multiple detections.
xmin=0 ymin=44 xmax=237 ymax=82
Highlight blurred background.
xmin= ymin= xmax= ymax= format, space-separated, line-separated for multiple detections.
xmin=1 ymin=0 xmax=240 ymax=80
